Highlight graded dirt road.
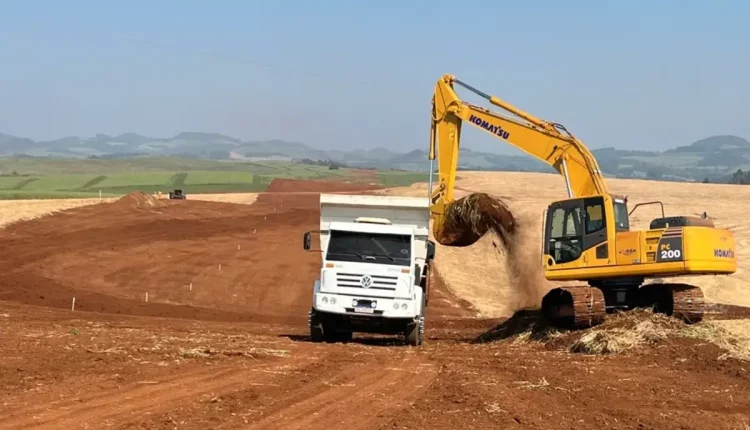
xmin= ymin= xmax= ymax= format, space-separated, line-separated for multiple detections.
xmin=1 ymin=177 xmax=750 ymax=429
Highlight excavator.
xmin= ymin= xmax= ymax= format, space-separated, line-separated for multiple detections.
xmin=428 ymin=74 xmax=737 ymax=329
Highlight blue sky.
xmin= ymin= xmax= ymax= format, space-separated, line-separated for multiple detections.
xmin=1 ymin=0 xmax=749 ymax=154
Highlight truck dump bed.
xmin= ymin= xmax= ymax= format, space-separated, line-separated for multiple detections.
xmin=318 ymin=193 xmax=430 ymax=251
xmin=319 ymin=193 xmax=430 ymax=229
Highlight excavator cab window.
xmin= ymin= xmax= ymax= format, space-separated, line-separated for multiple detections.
xmin=545 ymin=197 xmax=609 ymax=265
xmin=585 ymin=200 xmax=605 ymax=234
xmin=546 ymin=201 xmax=583 ymax=264
xmin=613 ymin=200 xmax=630 ymax=231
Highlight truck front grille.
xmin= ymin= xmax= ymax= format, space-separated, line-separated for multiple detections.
xmin=336 ymin=273 xmax=398 ymax=290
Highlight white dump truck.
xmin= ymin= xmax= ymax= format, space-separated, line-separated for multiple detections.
xmin=303 ymin=193 xmax=435 ymax=346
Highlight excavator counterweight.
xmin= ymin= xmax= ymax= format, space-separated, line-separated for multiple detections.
xmin=428 ymin=74 xmax=737 ymax=329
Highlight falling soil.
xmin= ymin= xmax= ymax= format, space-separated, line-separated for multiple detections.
xmin=435 ymin=192 xmax=547 ymax=312
xmin=434 ymin=193 xmax=517 ymax=249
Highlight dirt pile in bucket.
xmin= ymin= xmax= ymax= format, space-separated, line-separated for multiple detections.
xmin=434 ymin=193 xmax=517 ymax=249
xmin=434 ymin=192 xmax=547 ymax=312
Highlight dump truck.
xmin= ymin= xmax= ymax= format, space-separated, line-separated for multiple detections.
xmin=303 ymin=193 xmax=435 ymax=346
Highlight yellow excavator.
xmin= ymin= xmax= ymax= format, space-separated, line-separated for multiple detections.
xmin=428 ymin=74 xmax=737 ymax=328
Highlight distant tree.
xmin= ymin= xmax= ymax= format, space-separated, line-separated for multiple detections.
xmin=728 ymin=169 xmax=750 ymax=185
xmin=645 ymin=168 xmax=661 ymax=180
xmin=702 ymin=177 xmax=709 ymax=183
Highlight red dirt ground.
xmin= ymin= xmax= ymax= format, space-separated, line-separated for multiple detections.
xmin=1 ymin=179 xmax=749 ymax=429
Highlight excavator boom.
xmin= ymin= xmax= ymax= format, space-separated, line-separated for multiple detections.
xmin=429 ymin=74 xmax=607 ymax=209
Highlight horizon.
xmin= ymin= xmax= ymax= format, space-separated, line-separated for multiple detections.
xmin=2 ymin=129 xmax=748 ymax=155
xmin=1 ymin=1 xmax=749 ymax=156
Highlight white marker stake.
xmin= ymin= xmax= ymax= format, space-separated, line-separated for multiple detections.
xmin=189 ymin=282 xmax=193 ymax=291
xmin=71 ymin=297 xmax=76 ymax=311
xmin=145 ymin=292 xmax=149 ymax=302
xmin=238 ymin=244 xmax=240 ymax=250
xmin=219 ymin=264 xmax=222 ymax=271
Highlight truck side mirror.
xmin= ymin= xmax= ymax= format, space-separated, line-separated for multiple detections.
xmin=303 ymin=231 xmax=312 ymax=250
xmin=427 ymin=241 xmax=435 ymax=260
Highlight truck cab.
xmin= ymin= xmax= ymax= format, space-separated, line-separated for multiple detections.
xmin=303 ymin=193 xmax=434 ymax=346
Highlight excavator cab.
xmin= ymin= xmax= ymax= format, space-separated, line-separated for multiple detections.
xmin=542 ymin=194 xmax=628 ymax=270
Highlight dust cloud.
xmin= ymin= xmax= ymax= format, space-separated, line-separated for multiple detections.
xmin=435 ymin=192 xmax=549 ymax=312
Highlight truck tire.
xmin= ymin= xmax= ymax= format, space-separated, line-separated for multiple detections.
xmin=404 ymin=318 xmax=423 ymax=346
xmin=405 ymin=294 xmax=426 ymax=346
xmin=310 ymin=324 xmax=324 ymax=342
xmin=309 ymin=309 xmax=324 ymax=342
xmin=420 ymin=263 xmax=431 ymax=306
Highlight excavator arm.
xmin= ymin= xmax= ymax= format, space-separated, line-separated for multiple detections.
xmin=428 ymin=74 xmax=608 ymax=219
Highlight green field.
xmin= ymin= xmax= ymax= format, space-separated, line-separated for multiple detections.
xmin=0 ymin=157 xmax=432 ymax=200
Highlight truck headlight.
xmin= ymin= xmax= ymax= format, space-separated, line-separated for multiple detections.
xmin=401 ymin=303 xmax=407 ymax=310
xmin=393 ymin=303 xmax=399 ymax=310
xmin=322 ymin=297 xmax=328 ymax=303
xmin=371 ymin=300 xmax=377 ymax=308
xmin=330 ymin=297 xmax=337 ymax=305
xmin=352 ymin=299 xmax=358 ymax=307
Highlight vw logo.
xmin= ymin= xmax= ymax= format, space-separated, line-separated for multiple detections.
xmin=360 ymin=275 xmax=373 ymax=288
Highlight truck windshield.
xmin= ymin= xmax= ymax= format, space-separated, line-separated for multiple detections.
xmin=326 ymin=230 xmax=411 ymax=267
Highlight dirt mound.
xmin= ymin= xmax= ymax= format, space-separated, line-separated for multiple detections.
xmin=114 ymin=191 xmax=167 ymax=209
xmin=0 ymin=187 xmax=470 ymax=325
xmin=266 ymin=178 xmax=381 ymax=193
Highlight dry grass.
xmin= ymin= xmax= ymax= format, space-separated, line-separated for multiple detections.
xmin=0 ymin=198 xmax=116 ymax=229
xmin=567 ymin=312 xmax=676 ymax=354
xmin=0 ymin=193 xmax=261 ymax=230
xmin=567 ymin=312 xmax=750 ymax=360
xmin=184 ymin=193 xmax=259 ymax=205
xmin=485 ymin=308 xmax=750 ymax=360
xmin=380 ymin=171 xmax=750 ymax=317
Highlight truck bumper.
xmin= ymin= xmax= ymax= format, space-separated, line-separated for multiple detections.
xmin=313 ymin=292 xmax=419 ymax=320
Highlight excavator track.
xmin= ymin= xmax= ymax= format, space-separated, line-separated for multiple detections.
xmin=670 ymin=284 xmax=705 ymax=323
xmin=638 ymin=283 xmax=705 ymax=324
xmin=541 ymin=285 xmax=606 ymax=329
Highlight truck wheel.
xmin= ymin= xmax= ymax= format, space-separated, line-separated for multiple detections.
xmin=310 ymin=324 xmax=324 ymax=342
xmin=420 ymin=263 xmax=431 ymax=306
xmin=309 ymin=310 xmax=324 ymax=342
xmin=404 ymin=319 xmax=423 ymax=346
xmin=405 ymin=295 xmax=426 ymax=346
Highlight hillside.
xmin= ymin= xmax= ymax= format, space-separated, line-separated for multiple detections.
xmin=1 ymin=132 xmax=749 ymax=183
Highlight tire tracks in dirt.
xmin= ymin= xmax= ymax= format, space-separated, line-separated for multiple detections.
xmin=105 ymin=345 xmax=439 ymax=430
xmin=0 ymin=363 xmax=289 ymax=429
xmin=243 ymin=348 xmax=437 ymax=430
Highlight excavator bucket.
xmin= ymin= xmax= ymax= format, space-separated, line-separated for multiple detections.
xmin=433 ymin=193 xmax=516 ymax=248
